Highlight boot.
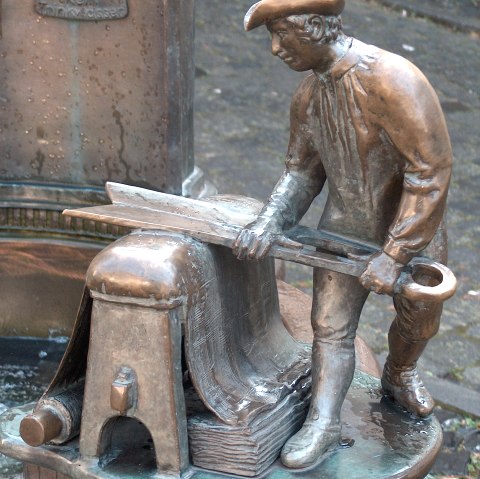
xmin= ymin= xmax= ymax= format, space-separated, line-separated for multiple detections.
xmin=281 ymin=422 xmax=341 ymax=468
xmin=382 ymin=359 xmax=434 ymax=417
xmin=281 ymin=339 xmax=354 ymax=468
xmin=382 ymin=321 xmax=434 ymax=417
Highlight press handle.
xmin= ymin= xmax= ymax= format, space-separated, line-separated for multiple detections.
xmin=395 ymin=257 xmax=457 ymax=303
xmin=20 ymin=408 xmax=64 ymax=447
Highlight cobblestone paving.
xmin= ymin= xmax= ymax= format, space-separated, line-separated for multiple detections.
xmin=372 ymin=0 xmax=480 ymax=33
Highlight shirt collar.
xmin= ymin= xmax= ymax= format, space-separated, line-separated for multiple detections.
xmin=314 ymin=37 xmax=364 ymax=83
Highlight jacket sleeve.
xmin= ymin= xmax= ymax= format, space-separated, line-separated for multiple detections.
xmin=374 ymin=57 xmax=452 ymax=264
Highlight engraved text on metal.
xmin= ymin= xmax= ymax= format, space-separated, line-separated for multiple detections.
xmin=34 ymin=0 xmax=128 ymax=21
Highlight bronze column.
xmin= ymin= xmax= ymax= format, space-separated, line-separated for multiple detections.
xmin=0 ymin=0 xmax=206 ymax=337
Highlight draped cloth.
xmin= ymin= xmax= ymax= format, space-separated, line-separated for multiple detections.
xmin=184 ymin=245 xmax=311 ymax=425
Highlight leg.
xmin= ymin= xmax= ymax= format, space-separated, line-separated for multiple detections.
xmin=281 ymin=269 xmax=369 ymax=468
xmin=382 ymin=295 xmax=442 ymax=417
xmin=382 ymin=225 xmax=447 ymax=417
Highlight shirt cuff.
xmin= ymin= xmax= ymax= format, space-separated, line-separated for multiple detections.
xmin=383 ymin=236 xmax=415 ymax=265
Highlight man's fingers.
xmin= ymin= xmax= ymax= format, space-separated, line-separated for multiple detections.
xmin=233 ymin=229 xmax=276 ymax=260
xmin=232 ymin=230 xmax=250 ymax=257
xmin=234 ymin=230 xmax=258 ymax=260
xmin=360 ymin=270 xmax=390 ymax=295
xmin=232 ymin=234 xmax=241 ymax=253
xmin=359 ymin=270 xmax=371 ymax=289
xmin=234 ymin=238 xmax=250 ymax=260
xmin=253 ymin=239 xmax=273 ymax=260
xmin=247 ymin=237 xmax=262 ymax=259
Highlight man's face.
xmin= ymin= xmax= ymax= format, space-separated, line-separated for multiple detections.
xmin=267 ymin=19 xmax=322 ymax=72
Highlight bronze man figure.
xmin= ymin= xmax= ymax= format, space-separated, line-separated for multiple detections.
xmin=234 ymin=0 xmax=452 ymax=469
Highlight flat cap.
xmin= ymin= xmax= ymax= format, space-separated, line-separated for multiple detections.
xmin=244 ymin=0 xmax=345 ymax=31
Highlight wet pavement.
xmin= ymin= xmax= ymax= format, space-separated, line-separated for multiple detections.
xmin=0 ymin=338 xmax=68 ymax=477
xmin=374 ymin=0 xmax=480 ymax=34
xmin=193 ymin=0 xmax=479 ymax=476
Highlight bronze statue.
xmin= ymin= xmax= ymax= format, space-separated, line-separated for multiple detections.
xmin=0 ymin=1 xmax=454 ymax=477
xmin=8 ymin=181 xmax=453 ymax=478
xmin=234 ymin=0 xmax=453 ymax=469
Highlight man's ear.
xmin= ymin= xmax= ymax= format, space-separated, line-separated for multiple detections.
xmin=307 ymin=15 xmax=326 ymax=42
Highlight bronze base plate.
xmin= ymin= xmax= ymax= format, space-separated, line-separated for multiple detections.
xmin=0 ymin=372 xmax=442 ymax=479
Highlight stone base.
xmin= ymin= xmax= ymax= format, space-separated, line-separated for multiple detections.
xmin=1 ymin=371 xmax=442 ymax=479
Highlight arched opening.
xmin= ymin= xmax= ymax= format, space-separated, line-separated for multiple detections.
xmin=98 ymin=417 xmax=157 ymax=475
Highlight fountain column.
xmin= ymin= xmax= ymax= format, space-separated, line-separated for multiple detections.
xmin=0 ymin=0 xmax=210 ymax=337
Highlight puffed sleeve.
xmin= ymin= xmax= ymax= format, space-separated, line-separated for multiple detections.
xmin=373 ymin=55 xmax=452 ymax=264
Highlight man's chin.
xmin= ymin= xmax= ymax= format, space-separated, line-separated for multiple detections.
xmin=286 ymin=63 xmax=311 ymax=72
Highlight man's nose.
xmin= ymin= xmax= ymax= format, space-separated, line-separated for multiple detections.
xmin=271 ymin=36 xmax=281 ymax=56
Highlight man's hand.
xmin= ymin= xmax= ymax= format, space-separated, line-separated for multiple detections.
xmin=359 ymin=251 xmax=404 ymax=295
xmin=233 ymin=221 xmax=281 ymax=260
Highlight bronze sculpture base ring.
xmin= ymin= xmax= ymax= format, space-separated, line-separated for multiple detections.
xmin=0 ymin=371 xmax=442 ymax=479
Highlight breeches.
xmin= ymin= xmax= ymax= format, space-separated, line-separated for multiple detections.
xmin=311 ymin=268 xmax=443 ymax=344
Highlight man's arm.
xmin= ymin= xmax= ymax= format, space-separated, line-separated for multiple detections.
xmin=360 ymin=56 xmax=452 ymax=294
xmin=233 ymin=170 xmax=325 ymax=260
xmin=234 ymin=78 xmax=326 ymax=260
